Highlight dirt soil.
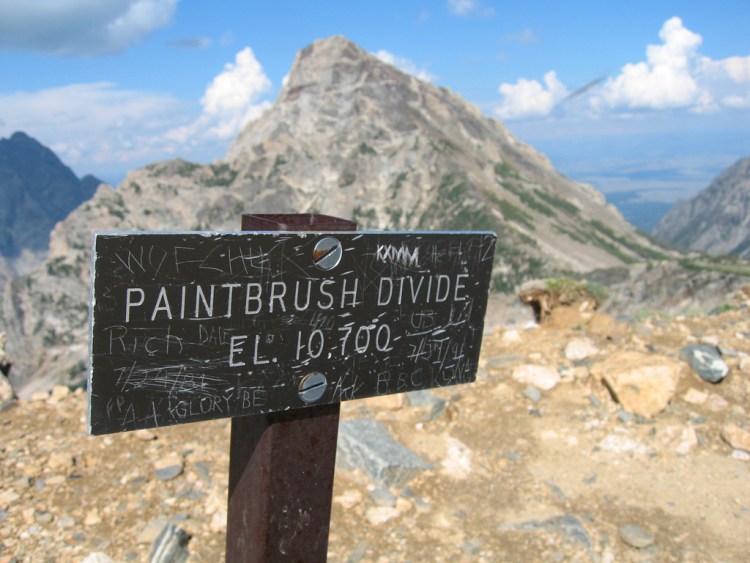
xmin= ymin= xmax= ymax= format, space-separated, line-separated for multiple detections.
xmin=1 ymin=296 xmax=749 ymax=562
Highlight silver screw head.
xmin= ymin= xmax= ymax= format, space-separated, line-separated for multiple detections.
xmin=298 ymin=371 xmax=327 ymax=404
xmin=312 ymin=237 xmax=342 ymax=270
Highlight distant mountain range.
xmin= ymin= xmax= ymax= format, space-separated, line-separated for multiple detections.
xmin=653 ymin=157 xmax=750 ymax=258
xmin=0 ymin=131 xmax=101 ymax=272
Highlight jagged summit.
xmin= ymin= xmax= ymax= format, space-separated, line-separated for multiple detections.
xmin=282 ymin=35 xmax=378 ymax=93
xmin=229 ymin=35 xmax=435 ymax=161
xmin=0 ymin=131 xmax=101 ymax=264
xmin=227 ymin=36 xmax=659 ymax=273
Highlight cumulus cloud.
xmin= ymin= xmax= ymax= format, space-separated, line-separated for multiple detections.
xmin=0 ymin=47 xmax=273 ymax=179
xmin=0 ymin=0 xmax=177 ymax=56
xmin=496 ymin=17 xmax=750 ymax=120
xmin=168 ymin=47 xmax=272 ymax=142
xmin=376 ymin=50 xmax=436 ymax=83
xmin=495 ymin=71 xmax=569 ymax=120
xmin=594 ymin=17 xmax=702 ymax=111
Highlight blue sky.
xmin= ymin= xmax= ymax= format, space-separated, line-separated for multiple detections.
xmin=0 ymin=1 xmax=748 ymax=203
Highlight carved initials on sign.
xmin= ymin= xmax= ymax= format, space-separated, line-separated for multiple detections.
xmin=376 ymin=244 xmax=419 ymax=267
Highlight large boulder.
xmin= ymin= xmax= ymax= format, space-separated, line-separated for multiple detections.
xmin=591 ymin=351 xmax=683 ymax=417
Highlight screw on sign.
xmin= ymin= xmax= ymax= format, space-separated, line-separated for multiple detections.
xmin=312 ymin=237 xmax=343 ymax=270
xmin=299 ymin=371 xmax=328 ymax=404
xmin=87 ymin=213 xmax=496 ymax=562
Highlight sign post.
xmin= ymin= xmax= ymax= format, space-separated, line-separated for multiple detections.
xmin=226 ymin=214 xmax=355 ymax=562
xmin=88 ymin=214 xmax=496 ymax=561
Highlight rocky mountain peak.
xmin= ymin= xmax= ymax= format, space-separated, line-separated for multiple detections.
xmin=2 ymin=36 xmax=674 ymax=393
xmin=653 ymin=156 xmax=750 ymax=257
xmin=0 ymin=131 xmax=102 ymax=270
xmin=281 ymin=35 xmax=381 ymax=95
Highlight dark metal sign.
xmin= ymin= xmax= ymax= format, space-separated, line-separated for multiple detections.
xmin=88 ymin=231 xmax=496 ymax=435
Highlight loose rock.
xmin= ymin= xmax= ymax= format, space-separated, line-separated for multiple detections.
xmin=337 ymin=419 xmax=431 ymax=487
xmin=619 ymin=523 xmax=655 ymax=549
xmin=523 ymin=385 xmax=542 ymax=403
xmin=564 ymin=337 xmax=599 ymax=361
xmin=512 ymin=364 xmax=560 ymax=391
xmin=592 ymin=351 xmax=682 ymax=417
xmin=0 ymin=373 xmax=15 ymax=405
xmin=682 ymin=344 xmax=729 ymax=383
xmin=656 ymin=425 xmax=698 ymax=455
xmin=149 ymin=522 xmax=190 ymax=563
xmin=682 ymin=388 xmax=708 ymax=405
xmin=154 ymin=452 xmax=184 ymax=482
xmin=721 ymin=424 xmax=750 ymax=453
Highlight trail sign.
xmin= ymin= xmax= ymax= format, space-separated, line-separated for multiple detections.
xmin=88 ymin=230 xmax=496 ymax=435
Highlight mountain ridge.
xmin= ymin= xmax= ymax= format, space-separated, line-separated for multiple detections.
xmin=1 ymin=35 xmax=671 ymax=393
xmin=653 ymin=157 xmax=750 ymax=257
xmin=0 ymin=132 xmax=102 ymax=272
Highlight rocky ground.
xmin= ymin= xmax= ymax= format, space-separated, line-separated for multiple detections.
xmin=1 ymin=290 xmax=750 ymax=562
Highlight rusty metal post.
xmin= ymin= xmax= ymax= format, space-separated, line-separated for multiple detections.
xmin=225 ymin=214 xmax=356 ymax=563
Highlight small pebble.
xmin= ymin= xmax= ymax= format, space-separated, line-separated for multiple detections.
xmin=617 ymin=410 xmax=633 ymax=424
xmin=619 ymin=524 xmax=655 ymax=549
xmin=154 ymin=465 xmax=183 ymax=482
xmin=523 ymin=385 xmax=542 ymax=403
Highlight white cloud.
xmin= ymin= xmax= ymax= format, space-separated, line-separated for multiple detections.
xmin=447 ymin=0 xmax=493 ymax=17
xmin=0 ymin=47 xmax=273 ymax=179
xmin=594 ymin=17 xmax=702 ymax=111
xmin=697 ymin=54 xmax=750 ymax=110
xmin=0 ymin=0 xmax=177 ymax=56
xmin=375 ymin=50 xmax=436 ymax=83
xmin=168 ymin=47 xmax=272 ymax=142
xmin=718 ymin=56 xmax=750 ymax=83
xmin=497 ymin=17 xmax=750 ymax=121
xmin=495 ymin=71 xmax=569 ymax=120
xmin=0 ymin=82 xmax=187 ymax=170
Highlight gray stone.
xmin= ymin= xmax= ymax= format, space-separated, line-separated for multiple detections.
xmin=154 ymin=465 xmax=183 ymax=482
xmin=682 ymin=344 xmax=729 ymax=383
xmin=193 ymin=461 xmax=212 ymax=485
xmin=619 ymin=523 xmax=655 ymax=549
xmin=406 ymin=390 xmax=437 ymax=408
xmin=523 ymin=385 xmax=542 ymax=403
xmin=406 ymin=390 xmax=446 ymax=421
xmin=149 ymin=522 xmax=190 ymax=563
xmin=337 ymin=419 xmax=430 ymax=487
xmin=617 ymin=409 xmax=634 ymax=424
xmin=511 ymin=514 xmax=592 ymax=548
xmin=406 ymin=390 xmax=447 ymax=421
